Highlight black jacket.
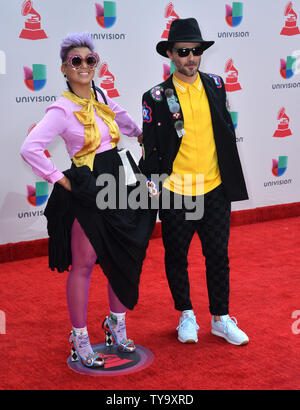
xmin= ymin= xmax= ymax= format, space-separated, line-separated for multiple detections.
xmin=139 ymin=71 xmax=248 ymax=202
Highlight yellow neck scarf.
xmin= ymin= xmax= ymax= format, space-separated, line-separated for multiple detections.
xmin=62 ymin=90 xmax=120 ymax=170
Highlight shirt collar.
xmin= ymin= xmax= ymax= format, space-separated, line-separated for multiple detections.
xmin=173 ymin=72 xmax=202 ymax=94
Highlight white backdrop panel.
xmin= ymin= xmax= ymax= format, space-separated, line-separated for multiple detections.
xmin=0 ymin=0 xmax=299 ymax=244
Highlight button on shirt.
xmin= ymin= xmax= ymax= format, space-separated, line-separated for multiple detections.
xmin=163 ymin=73 xmax=221 ymax=196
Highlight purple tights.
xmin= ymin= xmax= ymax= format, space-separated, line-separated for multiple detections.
xmin=66 ymin=219 xmax=126 ymax=328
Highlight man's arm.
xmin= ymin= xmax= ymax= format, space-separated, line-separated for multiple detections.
xmin=139 ymin=92 xmax=160 ymax=178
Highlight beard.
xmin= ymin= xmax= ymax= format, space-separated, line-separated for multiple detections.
xmin=177 ymin=61 xmax=200 ymax=77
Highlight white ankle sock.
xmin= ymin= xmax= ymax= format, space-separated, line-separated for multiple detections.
xmin=72 ymin=326 xmax=88 ymax=335
xmin=110 ymin=312 xmax=127 ymax=342
xmin=72 ymin=326 xmax=93 ymax=358
xmin=110 ymin=311 xmax=126 ymax=321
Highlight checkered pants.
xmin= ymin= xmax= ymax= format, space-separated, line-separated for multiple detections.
xmin=159 ymin=184 xmax=231 ymax=315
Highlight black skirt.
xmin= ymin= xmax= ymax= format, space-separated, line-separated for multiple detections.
xmin=44 ymin=148 xmax=157 ymax=310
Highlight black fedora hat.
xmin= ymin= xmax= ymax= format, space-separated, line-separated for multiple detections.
xmin=156 ymin=18 xmax=214 ymax=57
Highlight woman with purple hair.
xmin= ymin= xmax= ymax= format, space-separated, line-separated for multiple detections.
xmin=20 ymin=32 xmax=155 ymax=369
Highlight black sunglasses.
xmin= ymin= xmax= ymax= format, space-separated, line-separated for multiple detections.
xmin=172 ymin=46 xmax=203 ymax=58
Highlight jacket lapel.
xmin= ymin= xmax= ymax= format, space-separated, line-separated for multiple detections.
xmin=200 ymin=72 xmax=224 ymax=124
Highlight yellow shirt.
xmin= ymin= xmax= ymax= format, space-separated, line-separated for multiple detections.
xmin=163 ymin=73 xmax=221 ymax=196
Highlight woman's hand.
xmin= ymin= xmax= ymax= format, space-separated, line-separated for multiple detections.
xmin=58 ymin=176 xmax=71 ymax=192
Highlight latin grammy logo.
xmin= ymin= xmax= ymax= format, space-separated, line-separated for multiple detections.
xmin=98 ymin=62 xmax=119 ymax=98
xmin=102 ymin=354 xmax=132 ymax=369
xmin=224 ymin=58 xmax=242 ymax=92
xmin=273 ymin=107 xmax=292 ymax=138
xmin=19 ymin=0 xmax=47 ymax=40
xmin=280 ymin=2 xmax=300 ymax=36
xmin=161 ymin=2 xmax=179 ymax=39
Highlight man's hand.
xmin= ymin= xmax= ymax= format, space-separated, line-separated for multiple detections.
xmin=137 ymin=133 xmax=143 ymax=145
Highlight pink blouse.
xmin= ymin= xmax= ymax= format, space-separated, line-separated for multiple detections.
xmin=20 ymin=90 xmax=142 ymax=184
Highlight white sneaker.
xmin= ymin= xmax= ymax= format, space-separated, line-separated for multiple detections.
xmin=176 ymin=311 xmax=199 ymax=343
xmin=211 ymin=315 xmax=249 ymax=346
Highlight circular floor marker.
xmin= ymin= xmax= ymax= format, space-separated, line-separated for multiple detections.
xmin=67 ymin=343 xmax=154 ymax=376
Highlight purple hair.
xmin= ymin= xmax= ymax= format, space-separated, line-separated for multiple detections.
xmin=60 ymin=32 xmax=95 ymax=62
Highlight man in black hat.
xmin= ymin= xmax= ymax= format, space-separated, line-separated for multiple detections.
xmin=139 ymin=18 xmax=249 ymax=346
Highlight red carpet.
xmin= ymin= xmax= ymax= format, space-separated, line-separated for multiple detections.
xmin=0 ymin=217 xmax=300 ymax=390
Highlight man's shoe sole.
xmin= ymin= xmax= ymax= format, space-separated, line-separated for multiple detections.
xmin=178 ymin=337 xmax=198 ymax=344
xmin=211 ymin=329 xmax=249 ymax=346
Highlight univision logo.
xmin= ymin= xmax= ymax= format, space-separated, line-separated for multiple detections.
xmin=225 ymin=2 xmax=243 ymax=27
xmin=218 ymin=2 xmax=249 ymax=38
xmin=226 ymin=99 xmax=238 ymax=130
xmin=272 ymin=156 xmax=288 ymax=177
xmin=16 ymin=65 xmax=56 ymax=102
xmin=230 ymin=111 xmax=238 ymax=129
xmin=24 ymin=64 xmax=46 ymax=91
xmin=264 ymin=155 xmax=292 ymax=187
xmin=27 ymin=181 xmax=48 ymax=206
xmin=272 ymin=51 xmax=300 ymax=89
xmin=95 ymin=1 xmax=116 ymax=28
xmin=92 ymin=1 xmax=126 ymax=41
xmin=163 ymin=62 xmax=175 ymax=81
xmin=280 ymin=55 xmax=296 ymax=79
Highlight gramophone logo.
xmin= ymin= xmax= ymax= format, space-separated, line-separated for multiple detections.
xmin=280 ymin=2 xmax=300 ymax=36
xmin=19 ymin=0 xmax=47 ymax=40
xmin=162 ymin=2 xmax=179 ymax=38
xmin=272 ymin=156 xmax=288 ymax=177
xmin=280 ymin=55 xmax=296 ymax=79
xmin=98 ymin=62 xmax=119 ymax=97
xmin=95 ymin=1 xmax=117 ymax=28
xmin=273 ymin=108 xmax=292 ymax=138
xmin=24 ymin=64 xmax=47 ymax=91
xmin=225 ymin=2 xmax=243 ymax=27
xmin=224 ymin=58 xmax=242 ymax=91
xmin=27 ymin=181 xmax=48 ymax=206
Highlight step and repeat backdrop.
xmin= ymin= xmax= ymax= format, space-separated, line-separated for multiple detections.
xmin=0 ymin=0 xmax=300 ymax=244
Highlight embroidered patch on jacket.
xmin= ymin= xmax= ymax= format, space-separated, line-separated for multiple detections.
xmin=172 ymin=112 xmax=181 ymax=119
xmin=143 ymin=101 xmax=152 ymax=123
xmin=150 ymin=86 xmax=164 ymax=102
xmin=146 ymin=178 xmax=158 ymax=197
xmin=165 ymin=88 xmax=180 ymax=114
xmin=208 ymin=74 xmax=222 ymax=88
